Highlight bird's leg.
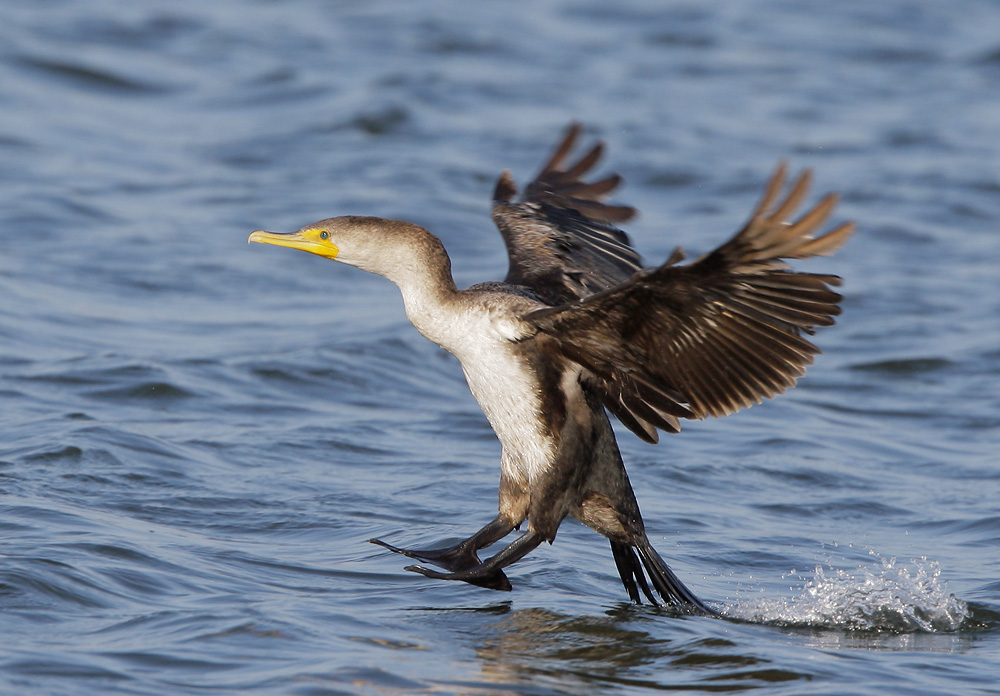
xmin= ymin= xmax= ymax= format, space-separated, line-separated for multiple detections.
xmin=370 ymin=514 xmax=515 ymax=576
xmin=404 ymin=529 xmax=544 ymax=591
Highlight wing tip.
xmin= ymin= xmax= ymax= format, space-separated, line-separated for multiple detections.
xmin=493 ymin=170 xmax=517 ymax=203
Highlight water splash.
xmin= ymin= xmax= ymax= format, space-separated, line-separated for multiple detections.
xmin=724 ymin=555 xmax=968 ymax=632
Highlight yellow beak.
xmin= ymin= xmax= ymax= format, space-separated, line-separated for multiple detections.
xmin=248 ymin=230 xmax=339 ymax=259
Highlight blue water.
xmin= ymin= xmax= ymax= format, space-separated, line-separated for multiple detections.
xmin=2 ymin=1 xmax=1000 ymax=694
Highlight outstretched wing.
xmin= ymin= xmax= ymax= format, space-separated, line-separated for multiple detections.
xmin=492 ymin=123 xmax=643 ymax=306
xmin=526 ymin=163 xmax=855 ymax=444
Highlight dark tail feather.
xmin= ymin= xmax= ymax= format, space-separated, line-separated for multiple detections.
xmin=610 ymin=540 xmax=656 ymax=604
xmin=610 ymin=539 xmax=715 ymax=615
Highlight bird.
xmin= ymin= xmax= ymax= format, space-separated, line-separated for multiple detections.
xmin=249 ymin=123 xmax=853 ymax=613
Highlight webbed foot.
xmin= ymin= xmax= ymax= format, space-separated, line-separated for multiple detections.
xmin=369 ymin=516 xmax=528 ymax=592
xmin=369 ymin=537 xmax=484 ymax=574
xmin=404 ymin=562 xmax=512 ymax=591
xmin=403 ymin=530 xmax=543 ymax=592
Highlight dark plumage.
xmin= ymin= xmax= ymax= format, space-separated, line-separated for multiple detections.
xmin=249 ymin=123 xmax=853 ymax=612
xmin=492 ymin=127 xmax=641 ymax=304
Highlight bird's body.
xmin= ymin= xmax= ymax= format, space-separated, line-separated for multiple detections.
xmin=250 ymin=124 xmax=853 ymax=612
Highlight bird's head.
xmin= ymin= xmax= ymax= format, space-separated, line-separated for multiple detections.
xmin=249 ymin=215 xmax=451 ymax=285
xmin=249 ymin=215 xmax=389 ymax=267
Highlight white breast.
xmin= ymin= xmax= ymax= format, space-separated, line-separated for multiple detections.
xmin=459 ymin=341 xmax=555 ymax=485
xmin=446 ymin=314 xmax=555 ymax=484
xmin=402 ymin=286 xmax=556 ymax=484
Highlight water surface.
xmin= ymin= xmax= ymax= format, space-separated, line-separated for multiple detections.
xmin=2 ymin=1 xmax=999 ymax=694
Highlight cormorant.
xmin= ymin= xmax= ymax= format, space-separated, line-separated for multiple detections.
xmin=249 ymin=124 xmax=853 ymax=613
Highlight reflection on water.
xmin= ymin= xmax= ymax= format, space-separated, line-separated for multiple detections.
xmin=477 ymin=608 xmax=666 ymax=687
xmin=469 ymin=607 xmax=813 ymax=692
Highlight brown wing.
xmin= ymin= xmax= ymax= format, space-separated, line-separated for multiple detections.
xmin=525 ymin=163 xmax=854 ymax=443
xmin=492 ymin=123 xmax=643 ymax=306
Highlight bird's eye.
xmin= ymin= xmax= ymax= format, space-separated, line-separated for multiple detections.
xmin=319 ymin=231 xmax=330 ymax=240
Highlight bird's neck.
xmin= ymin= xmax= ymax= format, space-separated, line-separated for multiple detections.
xmin=382 ymin=240 xmax=462 ymax=349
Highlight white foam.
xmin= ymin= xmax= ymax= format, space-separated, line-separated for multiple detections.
xmin=723 ymin=555 xmax=969 ymax=632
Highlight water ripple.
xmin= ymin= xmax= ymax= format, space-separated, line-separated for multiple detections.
xmin=2 ymin=0 xmax=1000 ymax=694
xmin=14 ymin=55 xmax=171 ymax=95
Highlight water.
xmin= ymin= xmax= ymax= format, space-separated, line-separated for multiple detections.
xmin=2 ymin=0 xmax=999 ymax=693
